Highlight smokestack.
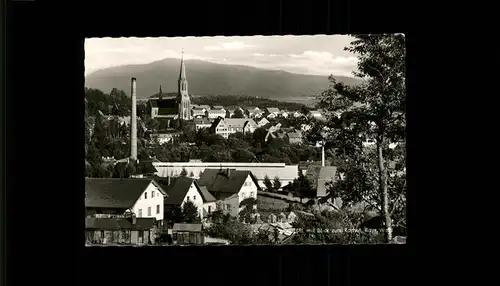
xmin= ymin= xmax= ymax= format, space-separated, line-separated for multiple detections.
xmin=321 ymin=143 xmax=325 ymax=167
xmin=131 ymin=77 xmax=137 ymax=161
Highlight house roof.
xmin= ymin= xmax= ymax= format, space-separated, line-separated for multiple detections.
xmin=172 ymin=223 xmax=202 ymax=232
xmin=85 ymin=217 xmax=155 ymax=230
xmin=208 ymin=109 xmax=225 ymax=113
xmin=85 ymin=178 xmax=165 ymax=209
xmin=161 ymin=177 xmax=197 ymax=205
xmin=267 ymin=108 xmax=280 ymax=113
xmin=198 ymin=169 xmax=261 ymax=193
xmin=213 ymin=105 xmax=224 ymax=109
xmin=199 ymin=186 xmax=216 ymax=202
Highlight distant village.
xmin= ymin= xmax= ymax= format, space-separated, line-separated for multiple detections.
xmin=85 ymin=51 xmax=406 ymax=246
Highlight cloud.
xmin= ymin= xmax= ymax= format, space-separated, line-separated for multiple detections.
xmin=204 ymin=41 xmax=256 ymax=51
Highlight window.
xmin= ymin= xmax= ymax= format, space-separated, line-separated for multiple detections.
xmin=187 ymin=196 xmax=190 ymax=201
xmin=226 ymin=204 xmax=231 ymax=210
xmin=148 ymin=207 xmax=151 ymax=216
xmin=193 ymin=195 xmax=196 ymax=200
xmin=208 ymin=206 xmax=212 ymax=213
xmin=144 ymin=192 xmax=147 ymax=199
xmin=152 ymin=191 xmax=155 ymax=198
xmin=138 ymin=209 xmax=142 ymax=217
xmin=157 ymin=205 xmax=160 ymax=214
xmin=250 ymin=192 xmax=254 ymax=197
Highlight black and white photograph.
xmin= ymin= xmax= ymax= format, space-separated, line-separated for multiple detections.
xmin=84 ymin=34 xmax=406 ymax=246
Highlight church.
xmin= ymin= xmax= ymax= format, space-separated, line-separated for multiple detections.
xmin=146 ymin=52 xmax=192 ymax=125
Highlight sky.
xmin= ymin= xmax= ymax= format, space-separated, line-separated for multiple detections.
xmin=85 ymin=35 xmax=359 ymax=77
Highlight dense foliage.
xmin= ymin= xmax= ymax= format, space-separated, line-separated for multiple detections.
xmin=313 ymin=34 xmax=406 ymax=242
xmin=85 ymin=88 xmax=324 ymax=178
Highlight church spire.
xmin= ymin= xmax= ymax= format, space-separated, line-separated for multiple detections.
xmin=159 ymin=85 xmax=163 ymax=95
xmin=179 ymin=49 xmax=187 ymax=80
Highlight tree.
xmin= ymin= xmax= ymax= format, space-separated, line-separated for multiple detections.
xmin=290 ymin=170 xmax=315 ymax=203
xmin=182 ymin=200 xmax=201 ymax=223
xmin=273 ymin=176 xmax=282 ymax=192
xmin=317 ymin=34 xmax=406 ymax=242
xmin=167 ymin=205 xmax=184 ymax=225
xmin=180 ymin=167 xmax=188 ymax=177
xmin=263 ymin=175 xmax=273 ymax=192
xmin=239 ymin=197 xmax=257 ymax=223
xmin=232 ymin=108 xmax=245 ymax=118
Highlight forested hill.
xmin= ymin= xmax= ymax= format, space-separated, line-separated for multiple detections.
xmin=85 ymin=58 xmax=363 ymax=105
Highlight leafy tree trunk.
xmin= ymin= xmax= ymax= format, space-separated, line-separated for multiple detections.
xmin=377 ymin=140 xmax=392 ymax=242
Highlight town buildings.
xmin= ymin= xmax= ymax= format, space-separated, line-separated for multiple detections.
xmin=159 ymin=176 xmax=216 ymax=220
xmin=207 ymin=108 xmax=226 ymax=119
xmin=198 ymin=169 xmax=260 ymax=217
xmin=193 ymin=118 xmax=213 ymax=131
xmin=85 ymin=178 xmax=168 ymax=245
xmin=209 ymin=117 xmax=257 ymax=139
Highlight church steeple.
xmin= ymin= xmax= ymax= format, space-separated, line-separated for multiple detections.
xmin=179 ymin=50 xmax=187 ymax=80
xmin=178 ymin=49 xmax=191 ymax=120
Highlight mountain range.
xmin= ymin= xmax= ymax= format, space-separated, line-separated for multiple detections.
xmin=85 ymin=58 xmax=363 ymax=105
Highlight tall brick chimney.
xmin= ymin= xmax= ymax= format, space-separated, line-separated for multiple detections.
xmin=130 ymin=77 xmax=137 ymax=161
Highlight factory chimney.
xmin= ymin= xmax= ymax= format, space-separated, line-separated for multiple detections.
xmin=321 ymin=143 xmax=325 ymax=167
xmin=130 ymin=77 xmax=138 ymax=161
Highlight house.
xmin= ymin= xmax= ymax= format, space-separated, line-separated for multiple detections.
xmin=85 ymin=215 xmax=158 ymax=245
xmin=257 ymin=118 xmax=270 ymax=127
xmin=245 ymin=107 xmax=261 ymax=118
xmin=150 ymin=131 xmax=182 ymax=145
xmin=194 ymin=118 xmax=213 ymax=131
xmin=207 ymin=109 xmax=226 ymax=119
xmin=293 ymin=111 xmax=304 ymax=118
xmin=252 ymin=109 xmax=265 ymax=119
xmin=280 ymin=110 xmax=289 ymax=118
xmin=159 ymin=176 xmax=216 ymax=220
xmin=191 ymin=108 xmax=207 ymax=118
xmin=171 ymin=223 xmax=204 ymax=245
xmin=286 ymin=132 xmax=303 ymax=144
xmin=198 ymin=169 xmax=261 ymax=217
xmin=308 ymin=110 xmax=326 ymax=121
xmin=266 ymin=107 xmax=280 ymax=118
xmin=85 ymin=178 xmax=167 ymax=224
xmin=225 ymin=106 xmax=244 ymax=118
xmin=210 ymin=117 xmax=257 ymax=139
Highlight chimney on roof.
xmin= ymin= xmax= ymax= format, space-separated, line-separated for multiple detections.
xmin=130 ymin=77 xmax=138 ymax=161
